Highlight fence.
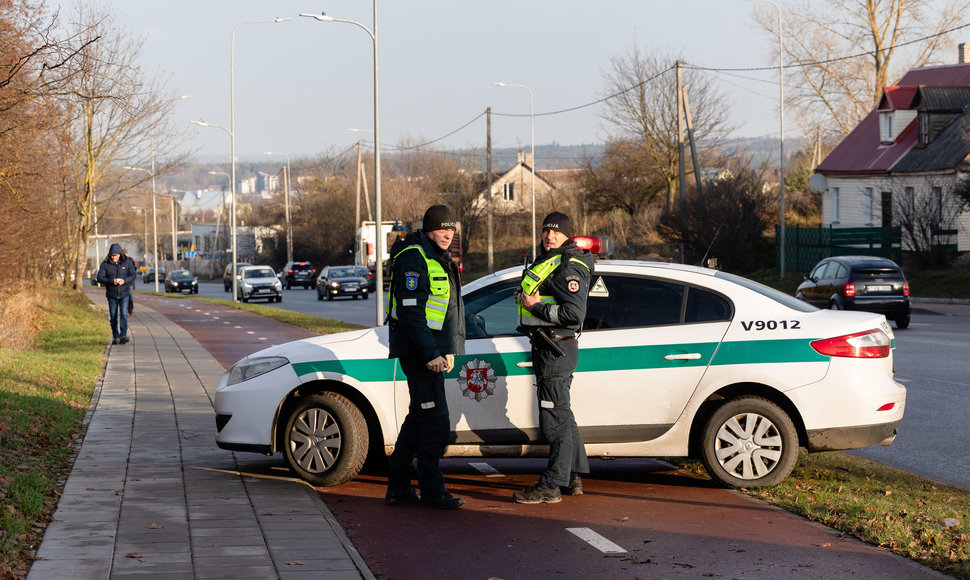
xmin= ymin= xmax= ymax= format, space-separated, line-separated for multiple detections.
xmin=778 ymin=225 xmax=902 ymax=271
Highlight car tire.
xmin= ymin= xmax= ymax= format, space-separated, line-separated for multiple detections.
xmin=363 ymin=292 xmax=369 ymax=300
xmin=281 ymin=392 xmax=369 ymax=487
xmin=699 ymin=396 xmax=799 ymax=489
xmin=317 ymin=292 xmax=323 ymax=301
xmin=241 ymin=296 xmax=248 ymax=303
xmin=327 ymin=293 xmax=333 ymax=301
xmin=193 ymin=288 xmax=198 ymax=294
xmin=829 ymin=300 xmax=841 ymax=310
xmin=895 ymin=314 xmax=910 ymax=329
xmin=276 ymin=296 xmax=283 ymax=303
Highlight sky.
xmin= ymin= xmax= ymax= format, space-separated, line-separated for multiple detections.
xmin=54 ymin=0 xmax=796 ymax=161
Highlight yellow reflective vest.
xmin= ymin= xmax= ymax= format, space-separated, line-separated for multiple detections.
xmin=518 ymin=253 xmax=589 ymax=326
xmin=387 ymin=244 xmax=450 ymax=330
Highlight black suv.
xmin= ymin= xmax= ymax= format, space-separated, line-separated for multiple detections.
xmin=280 ymin=261 xmax=317 ymax=290
xmin=796 ymin=255 xmax=911 ymax=329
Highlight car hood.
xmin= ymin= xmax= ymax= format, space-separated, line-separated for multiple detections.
xmin=328 ymin=276 xmax=366 ymax=283
xmin=234 ymin=327 xmax=387 ymax=367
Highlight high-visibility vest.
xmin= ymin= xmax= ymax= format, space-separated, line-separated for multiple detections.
xmin=387 ymin=244 xmax=450 ymax=330
xmin=518 ymin=253 xmax=589 ymax=326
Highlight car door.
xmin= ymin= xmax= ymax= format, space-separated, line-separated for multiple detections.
xmin=801 ymin=261 xmax=830 ymax=306
xmin=571 ymin=274 xmax=731 ymax=443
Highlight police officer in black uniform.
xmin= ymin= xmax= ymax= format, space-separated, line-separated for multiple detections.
xmin=384 ymin=204 xmax=466 ymax=509
xmin=513 ymin=211 xmax=594 ymax=504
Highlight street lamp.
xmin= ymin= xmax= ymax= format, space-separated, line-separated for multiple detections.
xmin=191 ymin=17 xmax=290 ymax=302
xmin=493 ymin=81 xmax=536 ymax=260
xmin=302 ymin=4 xmax=384 ymax=327
xmin=750 ymin=0 xmax=786 ymax=276
xmin=124 ymin=165 xmax=160 ymax=293
xmin=208 ymin=171 xmax=231 ymax=259
xmin=264 ymin=151 xmax=293 ymax=264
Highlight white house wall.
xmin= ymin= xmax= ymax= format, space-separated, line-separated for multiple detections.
xmin=821 ymin=174 xmax=968 ymax=252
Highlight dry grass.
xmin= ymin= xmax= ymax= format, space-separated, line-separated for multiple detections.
xmin=0 ymin=290 xmax=45 ymax=351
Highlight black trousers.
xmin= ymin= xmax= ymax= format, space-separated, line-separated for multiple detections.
xmin=532 ymin=336 xmax=589 ymax=487
xmin=387 ymin=355 xmax=451 ymax=499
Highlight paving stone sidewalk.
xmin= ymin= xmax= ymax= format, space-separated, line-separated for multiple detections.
xmin=28 ymin=301 xmax=374 ymax=580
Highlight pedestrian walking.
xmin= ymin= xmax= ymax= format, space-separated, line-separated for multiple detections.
xmin=96 ymin=243 xmax=137 ymax=345
xmin=513 ymin=211 xmax=594 ymax=504
xmin=384 ymin=204 xmax=466 ymax=509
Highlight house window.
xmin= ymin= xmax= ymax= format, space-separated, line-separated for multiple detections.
xmin=864 ymin=187 xmax=874 ymax=224
xmin=904 ymin=187 xmax=915 ymax=224
xmin=918 ymin=113 xmax=930 ymax=145
xmin=881 ymin=191 xmax=892 ymax=226
xmin=932 ymin=186 xmax=943 ymax=228
xmin=880 ymin=112 xmax=892 ymax=142
xmin=502 ymin=182 xmax=514 ymax=202
xmin=833 ymin=187 xmax=840 ymax=222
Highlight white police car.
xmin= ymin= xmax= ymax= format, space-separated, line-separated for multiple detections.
xmin=214 ymin=260 xmax=905 ymax=489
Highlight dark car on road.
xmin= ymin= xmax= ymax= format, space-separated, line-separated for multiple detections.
xmin=223 ymin=262 xmax=253 ymax=291
xmin=354 ymin=265 xmax=376 ymax=292
xmin=280 ymin=261 xmax=317 ymax=290
xmin=164 ymin=269 xmax=198 ymax=294
xmin=796 ymin=255 xmax=911 ymax=328
xmin=142 ymin=267 xmax=166 ymax=284
xmin=316 ymin=265 xmax=370 ymax=300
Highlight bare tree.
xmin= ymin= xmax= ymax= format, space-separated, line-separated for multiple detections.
xmin=46 ymin=4 xmax=191 ymax=290
xmin=599 ymin=45 xmax=734 ymax=208
xmin=904 ymin=175 xmax=965 ymax=267
xmin=756 ymin=0 xmax=970 ymax=141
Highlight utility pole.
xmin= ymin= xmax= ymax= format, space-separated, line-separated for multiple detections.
xmin=486 ymin=107 xmax=494 ymax=273
xmin=355 ymin=140 xmax=362 ymax=237
xmin=676 ymin=60 xmax=688 ymax=262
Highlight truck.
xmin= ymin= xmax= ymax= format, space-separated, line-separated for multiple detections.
xmin=355 ymin=219 xmax=463 ymax=282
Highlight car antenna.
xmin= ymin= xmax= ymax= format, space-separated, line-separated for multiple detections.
xmin=700 ymin=222 xmax=724 ymax=267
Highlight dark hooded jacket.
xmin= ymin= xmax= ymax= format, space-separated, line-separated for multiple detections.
xmin=522 ymin=239 xmax=594 ymax=333
xmin=387 ymin=230 xmax=465 ymax=362
xmin=96 ymin=243 xmax=138 ymax=299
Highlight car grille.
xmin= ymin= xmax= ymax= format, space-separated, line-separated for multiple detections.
xmin=251 ymin=283 xmax=276 ymax=294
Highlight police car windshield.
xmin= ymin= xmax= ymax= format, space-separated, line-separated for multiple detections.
xmin=714 ymin=271 xmax=817 ymax=312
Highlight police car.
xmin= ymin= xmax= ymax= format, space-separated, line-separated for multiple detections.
xmin=214 ymin=259 xmax=905 ymax=489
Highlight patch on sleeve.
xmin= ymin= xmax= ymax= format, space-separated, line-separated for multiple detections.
xmin=402 ymin=298 xmax=418 ymax=307
xmin=405 ymin=271 xmax=420 ymax=291
xmin=565 ymin=275 xmax=581 ymax=293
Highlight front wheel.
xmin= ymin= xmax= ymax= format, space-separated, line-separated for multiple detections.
xmin=281 ymin=392 xmax=369 ymax=487
xmin=699 ymin=396 xmax=799 ymax=489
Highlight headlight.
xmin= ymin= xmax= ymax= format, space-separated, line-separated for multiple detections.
xmin=190 ymin=280 xmax=197 ymax=285
xmin=330 ymin=281 xmax=340 ymax=288
xmin=273 ymin=281 xmax=282 ymax=289
xmin=227 ymin=356 xmax=290 ymax=386
xmin=242 ymin=282 xmax=252 ymax=289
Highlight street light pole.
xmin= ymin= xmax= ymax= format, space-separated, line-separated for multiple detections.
xmin=302 ymin=2 xmax=385 ymax=327
xmin=191 ymin=16 xmax=289 ymax=301
xmin=751 ymin=0 xmax=786 ymax=276
xmin=493 ymin=81 xmax=536 ymax=260
xmin=265 ymin=151 xmax=293 ymax=264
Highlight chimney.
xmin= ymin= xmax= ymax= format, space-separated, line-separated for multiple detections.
xmin=517 ymin=150 xmax=524 ymax=164
xmin=526 ymin=152 xmax=534 ymax=167
xmin=960 ymin=42 xmax=970 ymax=64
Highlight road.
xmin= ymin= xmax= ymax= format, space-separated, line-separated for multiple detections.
xmin=133 ymin=292 xmax=946 ymax=580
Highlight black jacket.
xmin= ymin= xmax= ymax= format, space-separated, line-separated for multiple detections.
xmin=96 ymin=254 xmax=138 ymax=299
xmin=525 ymin=239 xmax=594 ymax=332
xmin=387 ymin=231 xmax=465 ymax=362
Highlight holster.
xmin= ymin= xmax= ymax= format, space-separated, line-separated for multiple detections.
xmin=530 ymin=327 xmax=566 ymax=357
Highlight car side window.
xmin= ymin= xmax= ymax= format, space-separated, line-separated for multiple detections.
xmin=834 ymin=263 xmax=848 ymax=280
xmin=584 ymin=275 xmax=684 ymax=330
xmin=810 ymin=262 xmax=828 ymax=280
xmin=685 ymin=287 xmax=732 ymax=323
xmin=464 ymin=280 xmax=521 ymax=338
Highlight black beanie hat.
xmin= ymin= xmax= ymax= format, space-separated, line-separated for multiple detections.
xmin=422 ymin=204 xmax=458 ymax=232
xmin=541 ymin=211 xmax=573 ymax=238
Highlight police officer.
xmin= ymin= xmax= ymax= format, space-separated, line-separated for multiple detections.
xmin=384 ymin=204 xmax=466 ymax=509
xmin=513 ymin=211 xmax=594 ymax=504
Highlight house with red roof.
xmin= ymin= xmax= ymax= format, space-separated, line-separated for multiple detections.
xmin=811 ymin=47 xmax=970 ymax=253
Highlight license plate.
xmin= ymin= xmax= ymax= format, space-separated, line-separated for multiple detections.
xmin=867 ymin=285 xmax=891 ymax=292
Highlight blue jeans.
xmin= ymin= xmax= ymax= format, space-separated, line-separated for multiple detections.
xmin=107 ymin=295 xmax=131 ymax=339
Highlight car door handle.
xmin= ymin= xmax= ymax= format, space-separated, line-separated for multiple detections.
xmin=664 ymin=353 xmax=701 ymax=360
xmin=516 ymin=362 xmax=533 ymax=368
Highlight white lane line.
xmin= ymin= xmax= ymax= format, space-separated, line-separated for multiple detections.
xmin=258 ymin=337 xmax=268 ymax=341
xmin=246 ymin=330 xmax=255 ymax=334
xmin=469 ymin=462 xmax=504 ymax=477
xmin=566 ymin=528 xmax=627 ymax=553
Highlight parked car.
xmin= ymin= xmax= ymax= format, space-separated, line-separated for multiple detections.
xmin=142 ymin=267 xmax=165 ymax=284
xmin=316 ymin=265 xmax=370 ymax=300
xmin=795 ymin=255 xmax=911 ymax=329
xmin=280 ymin=261 xmax=317 ymax=290
xmin=164 ymin=269 xmax=199 ymax=294
xmin=223 ymin=262 xmax=253 ymax=292
xmin=215 ymin=260 xmax=905 ymax=489
xmin=235 ymin=265 xmax=283 ymax=303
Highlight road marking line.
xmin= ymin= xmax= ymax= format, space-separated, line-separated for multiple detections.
xmin=469 ymin=462 xmax=503 ymax=477
xmin=258 ymin=337 xmax=267 ymax=341
xmin=246 ymin=331 xmax=255 ymax=334
xmin=566 ymin=528 xmax=627 ymax=553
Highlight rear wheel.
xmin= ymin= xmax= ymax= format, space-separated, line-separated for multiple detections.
xmin=699 ymin=396 xmax=799 ymax=489
xmin=895 ymin=314 xmax=910 ymax=329
xmin=829 ymin=300 xmax=841 ymax=310
xmin=281 ymin=392 xmax=369 ymax=487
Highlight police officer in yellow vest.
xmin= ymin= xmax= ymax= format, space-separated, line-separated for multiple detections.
xmin=385 ymin=204 xmax=466 ymax=509
xmin=513 ymin=211 xmax=594 ymax=504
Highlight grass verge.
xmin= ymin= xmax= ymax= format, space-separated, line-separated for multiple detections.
xmin=0 ymin=288 xmax=106 ymax=578
xmin=672 ymin=453 xmax=970 ymax=578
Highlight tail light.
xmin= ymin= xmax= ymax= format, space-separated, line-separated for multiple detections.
xmin=844 ymin=282 xmax=856 ymax=297
xmin=573 ymin=236 xmax=615 ymax=257
xmin=811 ymin=329 xmax=890 ymax=358
xmin=903 ymin=281 xmax=909 ymax=296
